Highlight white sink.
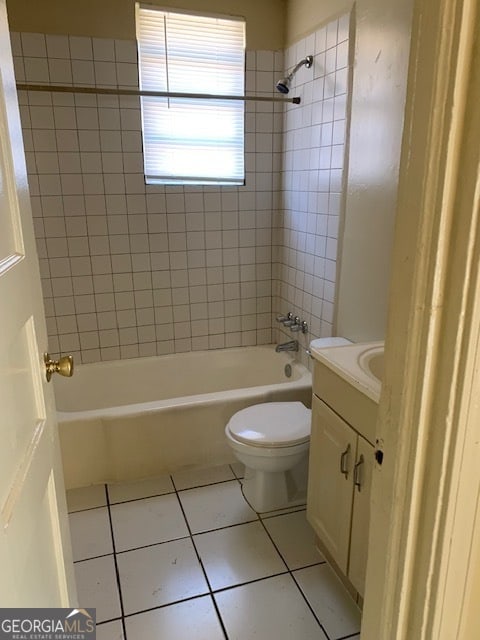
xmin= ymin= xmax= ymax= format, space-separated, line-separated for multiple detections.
xmin=310 ymin=340 xmax=384 ymax=403
xmin=357 ymin=344 xmax=384 ymax=383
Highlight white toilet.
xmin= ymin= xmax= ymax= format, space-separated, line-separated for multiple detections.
xmin=225 ymin=401 xmax=312 ymax=512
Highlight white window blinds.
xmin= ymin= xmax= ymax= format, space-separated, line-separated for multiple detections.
xmin=135 ymin=5 xmax=246 ymax=185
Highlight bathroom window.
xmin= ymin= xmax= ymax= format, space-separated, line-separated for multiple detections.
xmin=135 ymin=5 xmax=246 ymax=185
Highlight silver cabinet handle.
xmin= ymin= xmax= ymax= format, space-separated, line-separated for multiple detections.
xmin=340 ymin=443 xmax=351 ymax=478
xmin=354 ymin=454 xmax=364 ymax=491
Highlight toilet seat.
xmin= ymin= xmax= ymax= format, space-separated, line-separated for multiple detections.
xmin=226 ymin=402 xmax=311 ymax=448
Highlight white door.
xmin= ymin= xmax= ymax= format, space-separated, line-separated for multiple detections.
xmin=0 ymin=0 xmax=76 ymax=606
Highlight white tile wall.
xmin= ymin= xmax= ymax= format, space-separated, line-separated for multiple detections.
xmin=274 ymin=12 xmax=351 ymax=365
xmin=14 ymin=17 xmax=351 ymax=365
xmin=14 ymin=33 xmax=284 ymax=363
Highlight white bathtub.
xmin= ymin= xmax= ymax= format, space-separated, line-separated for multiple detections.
xmin=55 ymin=346 xmax=312 ymax=489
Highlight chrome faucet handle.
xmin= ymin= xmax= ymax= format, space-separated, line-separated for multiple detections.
xmin=290 ymin=316 xmax=302 ymax=331
xmin=290 ymin=318 xmax=309 ymax=334
xmin=276 ymin=311 xmax=293 ymax=323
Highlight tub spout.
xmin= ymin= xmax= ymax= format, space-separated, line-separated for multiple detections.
xmin=275 ymin=340 xmax=299 ymax=353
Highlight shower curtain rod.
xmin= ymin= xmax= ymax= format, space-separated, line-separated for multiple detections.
xmin=16 ymin=83 xmax=301 ymax=104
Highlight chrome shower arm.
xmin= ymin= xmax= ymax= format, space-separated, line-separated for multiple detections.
xmin=288 ymin=55 xmax=313 ymax=80
xmin=276 ymin=55 xmax=313 ymax=94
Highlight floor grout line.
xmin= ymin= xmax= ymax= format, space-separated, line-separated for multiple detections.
xmin=95 ymin=616 xmax=123 ymax=627
xmin=256 ymin=505 xmax=332 ymax=639
xmin=171 ymin=474 xmax=230 ymax=640
xmin=120 ymin=591 xmax=210 ymax=621
xmin=210 ymin=569 xmax=291 ymax=595
xmin=67 ymin=504 xmax=109 ymax=514
xmin=114 ymin=534 xmax=191 ymax=556
xmin=74 ymin=551 xmax=115 ymax=564
xmin=290 ymin=569 xmax=333 ymax=640
xmin=105 ymin=483 xmax=128 ymax=640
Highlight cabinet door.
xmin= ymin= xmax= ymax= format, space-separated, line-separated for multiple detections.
xmin=348 ymin=434 xmax=374 ymax=596
xmin=307 ymin=396 xmax=356 ymax=573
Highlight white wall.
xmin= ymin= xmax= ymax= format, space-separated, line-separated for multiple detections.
xmin=336 ymin=1 xmax=414 ymax=341
xmin=7 ymin=0 xmax=285 ymax=50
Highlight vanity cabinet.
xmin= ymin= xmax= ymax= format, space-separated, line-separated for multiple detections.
xmin=307 ymin=394 xmax=374 ymax=597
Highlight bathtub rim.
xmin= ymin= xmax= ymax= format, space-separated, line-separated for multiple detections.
xmin=57 ymin=360 xmax=312 ymax=423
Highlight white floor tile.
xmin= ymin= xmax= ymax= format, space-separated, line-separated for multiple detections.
xmin=110 ymin=494 xmax=188 ymax=552
xmin=75 ymin=555 xmax=121 ymax=623
xmin=215 ymin=574 xmax=328 ymax=640
xmin=108 ymin=475 xmax=174 ymax=504
xmin=195 ymin=521 xmax=286 ymax=590
xmin=263 ymin=510 xmax=324 ymax=570
xmin=96 ymin=620 xmax=124 ymax=640
xmin=71 ymin=470 xmax=363 ymax=639
xmin=172 ymin=464 xmax=235 ymax=490
xmin=117 ymin=538 xmax=209 ymax=615
xmin=69 ymin=507 xmax=113 ymax=561
xmin=124 ymin=596 xmax=224 ymax=640
xmin=178 ymin=480 xmax=257 ymax=534
xmin=294 ymin=564 xmax=361 ymax=639
xmin=67 ymin=485 xmax=107 ymax=512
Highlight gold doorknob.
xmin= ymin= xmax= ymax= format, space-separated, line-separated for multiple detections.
xmin=44 ymin=353 xmax=74 ymax=382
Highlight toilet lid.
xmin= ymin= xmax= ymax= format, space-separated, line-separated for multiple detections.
xmin=227 ymin=402 xmax=311 ymax=447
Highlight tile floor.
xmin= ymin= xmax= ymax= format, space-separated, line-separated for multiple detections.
xmin=67 ymin=463 xmax=361 ymax=640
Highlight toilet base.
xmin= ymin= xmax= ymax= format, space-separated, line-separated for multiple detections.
xmin=241 ymin=452 xmax=308 ymax=512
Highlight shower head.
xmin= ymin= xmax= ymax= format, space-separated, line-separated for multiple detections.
xmin=275 ymin=55 xmax=313 ymax=94
xmin=275 ymin=79 xmax=291 ymax=94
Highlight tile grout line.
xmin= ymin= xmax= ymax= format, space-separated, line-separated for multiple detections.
xmin=104 ymin=483 xmax=128 ymax=640
xmin=289 ymin=570 xmax=333 ymax=640
xmin=73 ymin=551 xmax=118 ymax=564
xmin=209 ymin=569 xmax=290 ymax=596
xmin=237 ymin=473 xmax=332 ymax=640
xmin=257 ymin=521 xmax=331 ymax=639
xmin=170 ymin=474 xmax=230 ymax=640
xmin=94 ymin=616 xmax=122 ymax=627
xmin=120 ymin=592 xmax=216 ymax=622
xmin=231 ymin=468 xmax=332 ymax=637
xmin=113 ymin=534 xmax=191 ymax=556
